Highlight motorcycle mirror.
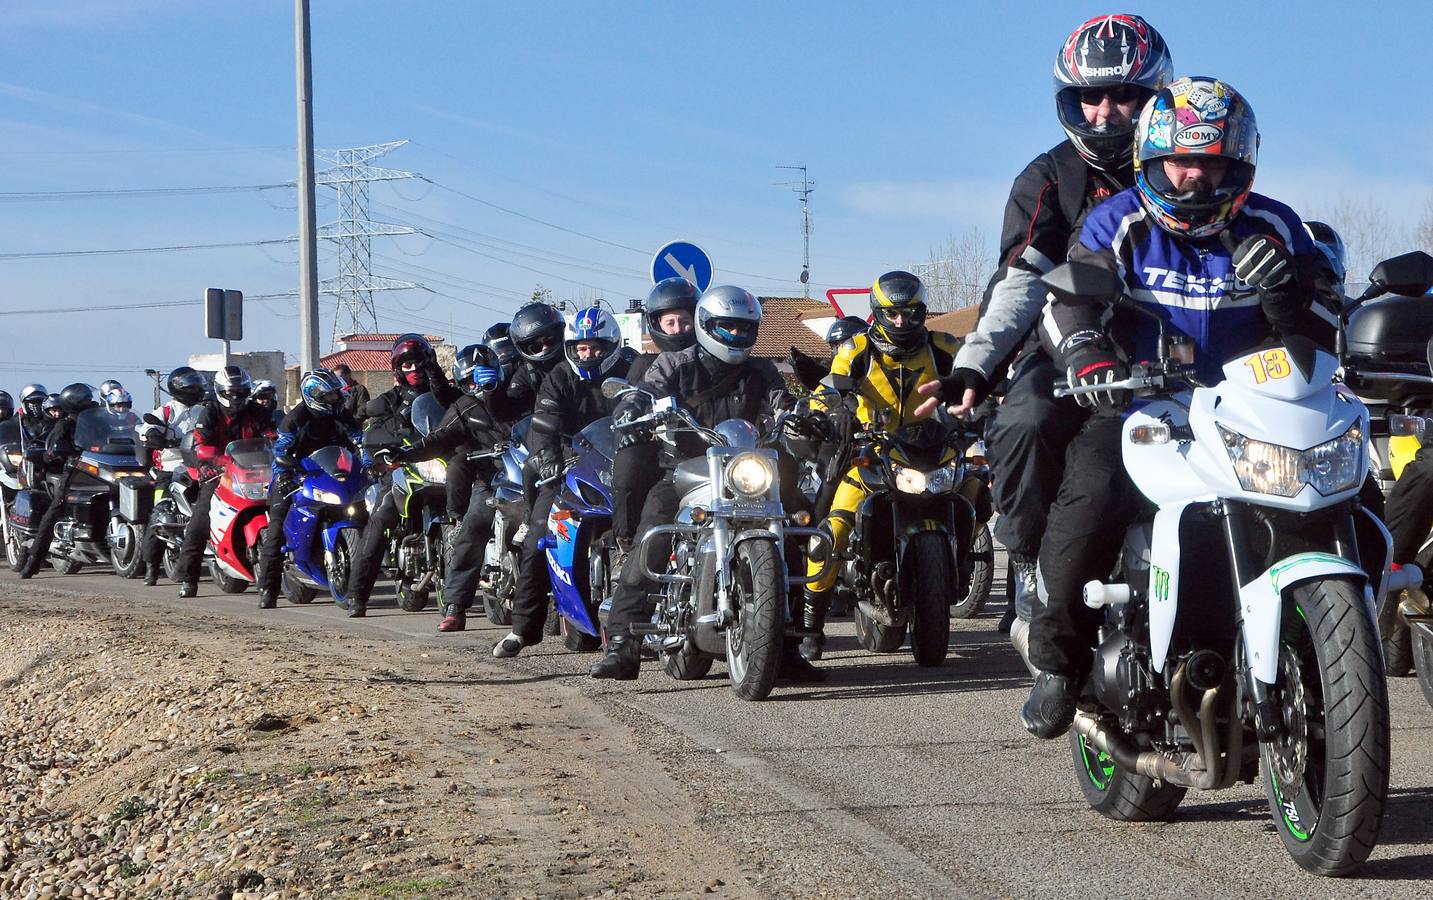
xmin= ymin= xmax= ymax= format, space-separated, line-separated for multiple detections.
xmin=1041 ymin=262 xmax=1124 ymax=305
xmin=1366 ymin=250 xmax=1433 ymax=298
xmin=142 ymin=412 xmax=163 ymax=426
xmin=600 ymin=377 xmax=631 ymax=399
xmin=1425 ymin=336 xmax=1433 ymax=375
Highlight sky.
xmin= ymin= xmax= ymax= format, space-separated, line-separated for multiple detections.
xmin=2 ymin=0 xmax=1431 ymax=405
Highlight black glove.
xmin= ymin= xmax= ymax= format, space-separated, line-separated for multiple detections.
xmin=931 ymin=367 xmax=989 ymax=407
xmin=1063 ymin=341 xmax=1129 ymax=412
xmin=272 ymin=471 xmax=298 ymax=498
xmin=1226 ymin=232 xmax=1304 ymax=331
xmin=826 ymin=405 xmax=857 ymax=445
xmin=535 ymin=448 xmax=562 ymax=481
xmin=789 ymin=346 xmax=828 ymax=391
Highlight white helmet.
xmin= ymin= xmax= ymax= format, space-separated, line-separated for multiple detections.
xmin=564 ymin=305 xmax=623 ymax=381
xmin=694 ymin=286 xmax=762 ymax=365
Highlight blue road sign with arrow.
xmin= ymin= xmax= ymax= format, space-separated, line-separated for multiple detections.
xmin=651 ymin=240 xmax=713 ymax=292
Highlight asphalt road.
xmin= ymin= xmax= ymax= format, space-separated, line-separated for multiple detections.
xmin=8 ymin=559 xmax=1433 ymax=898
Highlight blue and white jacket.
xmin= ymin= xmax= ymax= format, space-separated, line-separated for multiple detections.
xmin=1040 ymin=188 xmax=1335 ymax=385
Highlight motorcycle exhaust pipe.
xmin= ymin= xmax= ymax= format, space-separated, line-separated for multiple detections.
xmin=1009 ymin=618 xmax=1038 ymax=677
xmin=857 ymin=600 xmax=896 ymax=627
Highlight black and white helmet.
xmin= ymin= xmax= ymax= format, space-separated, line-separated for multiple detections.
xmin=166 ymin=366 xmax=207 ymax=406
xmin=213 ymin=365 xmax=254 ymax=411
xmin=1053 ymin=14 xmax=1173 ymax=170
xmin=20 ymin=383 xmax=47 ymax=418
xmin=694 ymin=286 xmax=762 ymax=366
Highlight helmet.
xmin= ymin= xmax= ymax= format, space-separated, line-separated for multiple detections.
xmin=694 ymin=286 xmax=762 ymax=365
xmin=868 ymin=271 xmax=929 ymax=356
xmin=299 ymin=369 xmax=345 ymax=415
xmin=0 ymin=390 xmax=13 ymax=422
xmin=99 ymin=379 xmax=123 ymax=397
xmin=20 ymin=383 xmax=47 ymax=418
xmin=564 ymin=306 xmax=623 ymax=380
xmin=644 ymin=277 xmax=700 ymax=353
xmin=1133 ymin=77 xmax=1258 ymax=238
xmin=1305 ymin=220 xmax=1348 ymax=286
xmin=166 ymin=366 xmax=207 ymax=406
xmin=213 ymin=365 xmax=254 ymax=410
xmin=481 ymin=323 xmax=520 ymax=369
xmin=58 ymin=383 xmax=95 ymax=415
xmin=1054 ymin=14 xmax=1174 ymax=170
xmin=826 ymin=316 xmax=869 ymax=349
xmin=454 ymin=343 xmax=504 ymax=395
xmin=102 ymin=387 xmax=133 ymax=413
xmin=42 ymin=394 xmax=61 ymax=420
xmin=253 ymin=379 xmax=277 ymax=400
xmin=391 ymin=332 xmax=436 ymax=384
xmin=509 ymin=302 xmax=565 ymax=365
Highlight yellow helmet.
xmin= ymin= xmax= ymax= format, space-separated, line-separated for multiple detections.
xmin=869 ymin=270 xmax=928 ymax=355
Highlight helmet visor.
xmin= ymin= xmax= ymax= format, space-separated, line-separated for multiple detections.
xmin=706 ymin=317 xmax=758 ymax=350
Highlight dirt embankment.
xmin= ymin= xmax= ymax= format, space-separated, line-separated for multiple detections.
xmin=0 ymin=594 xmax=751 ymax=899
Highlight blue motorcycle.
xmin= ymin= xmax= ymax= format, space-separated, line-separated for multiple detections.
xmin=280 ymin=445 xmax=368 ymax=606
xmin=540 ymin=415 xmax=616 ymax=652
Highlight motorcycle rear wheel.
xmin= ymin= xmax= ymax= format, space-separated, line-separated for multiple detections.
xmin=283 ymin=568 xmax=317 ymax=604
xmin=397 ymin=582 xmax=430 ymax=613
xmin=950 ymin=522 xmax=994 ymax=620
xmin=560 ymin=615 xmax=602 ymax=652
xmin=662 ymin=640 xmax=714 ymax=680
xmin=908 ymin=532 xmax=953 ymax=667
xmin=162 ymin=545 xmax=181 ymax=583
xmin=1261 ymin=578 xmax=1389 ymax=876
xmin=1413 ymin=625 xmax=1433 ymax=710
xmin=724 ymin=539 xmax=783 ymax=701
xmin=209 ymin=560 xmax=249 ymax=594
xmin=853 ymin=604 xmax=906 ymax=653
xmin=1070 ymin=731 xmax=1185 ymax=821
xmin=6 ymin=526 xmax=26 ymax=573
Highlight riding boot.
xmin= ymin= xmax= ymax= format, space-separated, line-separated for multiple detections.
xmin=778 ymin=638 xmax=825 ymax=683
xmin=437 ymin=601 xmax=466 ymax=632
xmin=588 ymin=634 xmax=639 ymax=680
xmin=799 ymin=588 xmax=830 ymax=661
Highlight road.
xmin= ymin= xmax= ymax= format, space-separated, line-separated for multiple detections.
xmin=7 ymin=560 xmax=1433 ymax=898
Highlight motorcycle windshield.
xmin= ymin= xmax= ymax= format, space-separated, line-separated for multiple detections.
xmin=75 ymin=408 xmax=140 ymax=453
xmin=307 ymin=445 xmax=357 ymax=478
xmin=412 ymin=393 xmax=446 ymax=437
xmin=893 ymin=419 xmax=951 ymax=470
xmin=0 ymin=418 xmax=19 ymax=446
xmin=511 ymin=415 xmax=532 ymax=448
xmin=573 ymin=417 xmax=615 ymax=461
xmin=225 ymin=438 xmax=273 ymax=480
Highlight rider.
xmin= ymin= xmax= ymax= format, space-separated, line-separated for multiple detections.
xmin=18 ymin=384 xmax=48 ymax=444
xmin=331 ymin=364 xmax=371 ymax=424
xmin=482 ymin=322 xmax=520 ymax=371
xmin=255 ymin=369 xmax=363 ymax=610
xmin=138 ymin=367 xmax=210 ymax=586
xmin=0 ymin=391 xmax=13 ymax=424
xmin=799 ymin=272 xmax=964 ymax=662
xmin=252 ymin=380 xmax=283 ymax=427
xmin=1020 ymin=76 xmax=1334 ymax=738
xmin=918 ymin=14 xmax=1174 ymax=635
xmin=17 ymin=384 xmax=98 ymax=578
xmin=493 ymin=306 xmax=636 ymax=657
xmin=490 ymin=302 xmax=565 ymax=423
xmin=789 ymin=315 xmax=869 ymax=390
xmin=392 ymin=344 xmax=512 ymax=632
xmin=343 ymin=334 xmax=461 ymax=618
xmin=102 ymin=387 xmax=133 ymax=415
xmin=590 ymin=286 xmax=814 ymax=680
xmin=172 ymin=366 xmax=277 ymax=598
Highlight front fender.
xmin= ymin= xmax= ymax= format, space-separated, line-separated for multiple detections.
xmin=1239 ymin=552 xmax=1371 ymax=685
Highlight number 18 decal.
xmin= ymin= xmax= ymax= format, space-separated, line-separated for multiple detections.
xmin=1244 ymin=348 xmax=1292 ymax=384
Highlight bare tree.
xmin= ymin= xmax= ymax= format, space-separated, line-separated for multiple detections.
xmin=912 ymin=228 xmax=992 ymax=312
xmin=1416 ymin=190 xmax=1433 ymax=256
xmin=1314 ymin=195 xmax=1404 ymax=289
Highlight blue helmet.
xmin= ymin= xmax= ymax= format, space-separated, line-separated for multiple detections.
xmin=564 ymin=306 xmax=623 ymax=380
xmin=299 ymin=369 xmax=345 ymax=415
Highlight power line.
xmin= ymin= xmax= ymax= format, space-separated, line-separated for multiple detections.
xmin=0 ymin=292 xmax=295 ymax=317
xmin=419 ymin=231 xmax=630 ymax=295
xmin=0 ymin=238 xmax=293 ymax=261
xmin=420 ymin=176 xmax=648 ymax=255
xmin=0 ymin=184 xmax=292 ymax=202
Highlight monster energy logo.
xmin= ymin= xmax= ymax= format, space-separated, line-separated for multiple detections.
xmin=1151 ymin=565 xmax=1171 ymax=602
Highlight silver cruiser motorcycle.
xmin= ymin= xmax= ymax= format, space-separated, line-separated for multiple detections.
xmin=604 ymin=379 xmax=829 ymax=701
xmin=1029 ymin=259 xmax=1430 ymax=876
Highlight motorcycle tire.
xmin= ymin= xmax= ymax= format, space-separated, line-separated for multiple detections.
xmin=6 ymin=527 xmax=26 ymax=573
xmin=560 ymin=615 xmax=601 ymax=652
xmin=544 ymin=599 xmax=561 ymax=636
xmin=56 ymin=557 xmax=83 ymax=576
xmin=724 ymin=539 xmax=783 ymax=701
xmin=397 ymin=583 xmax=429 ymax=613
xmin=950 ymin=522 xmax=994 ymax=620
xmin=209 ymin=560 xmax=249 ymax=594
xmin=1261 ymin=578 xmax=1389 ymax=876
xmin=283 ymin=568 xmax=317 ymax=605
xmin=907 ymin=532 xmax=952 ymax=667
xmin=1377 ymin=596 xmax=1413 ymax=677
xmin=662 ymin=640 xmax=714 ymax=681
xmin=162 ymin=545 xmax=181 ymax=583
xmin=1412 ymin=624 xmax=1433 ymax=710
xmin=853 ymin=604 xmax=906 ymax=653
xmin=1070 ymin=731 xmax=1185 ymax=821
xmin=327 ymin=528 xmax=359 ymax=609
xmin=484 ymin=591 xmax=513 ymax=627
xmin=109 ymin=522 xmax=144 ymax=579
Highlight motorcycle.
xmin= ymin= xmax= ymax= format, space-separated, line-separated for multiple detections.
xmin=377 ymin=392 xmax=450 ymax=612
xmin=0 ymin=418 xmax=26 ymax=571
xmin=608 ymin=379 xmax=830 ymax=701
xmin=280 ymin=445 xmax=369 ymax=606
xmin=205 ymin=438 xmax=274 ymax=591
xmin=831 ymin=409 xmax=986 ymax=667
xmin=1035 ymin=259 xmax=1415 ymax=876
xmin=951 ymin=438 xmax=995 ymax=620
xmin=540 ymin=415 xmax=616 ymax=652
xmin=479 ymin=416 xmax=530 ymax=626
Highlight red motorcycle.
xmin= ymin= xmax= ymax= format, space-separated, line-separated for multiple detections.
xmin=206 ymin=438 xmax=273 ymax=591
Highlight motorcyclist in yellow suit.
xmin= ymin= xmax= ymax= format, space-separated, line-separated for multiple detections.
xmin=800 ymin=270 xmax=961 ymax=662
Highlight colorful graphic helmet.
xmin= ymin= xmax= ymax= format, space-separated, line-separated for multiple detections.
xmin=1304 ymin=220 xmax=1348 ymax=286
xmin=564 ymin=306 xmax=623 ymax=380
xmin=453 ymin=343 xmax=504 ymax=394
xmin=103 ymin=387 xmax=133 ymax=412
xmin=868 ymin=271 xmax=928 ymax=356
xmin=644 ymin=277 xmax=700 ymax=353
xmin=1054 ymin=14 xmax=1173 ymax=170
xmin=300 ymin=369 xmax=345 ymax=415
xmin=1134 ymin=76 xmax=1258 ymax=238
xmin=695 ymin=286 xmax=762 ymax=365
xmin=213 ymin=365 xmax=254 ymax=410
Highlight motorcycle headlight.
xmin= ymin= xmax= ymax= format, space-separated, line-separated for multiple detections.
xmin=893 ymin=465 xmax=927 ymax=494
xmin=312 ymin=489 xmax=343 ymax=505
xmin=923 ymin=463 xmax=960 ymax=495
xmin=236 ymin=481 xmax=269 ymax=501
xmin=1218 ymin=421 xmax=1363 ymax=498
xmin=725 ymin=453 xmax=773 ymax=498
xmin=414 ymin=459 xmax=447 ymax=485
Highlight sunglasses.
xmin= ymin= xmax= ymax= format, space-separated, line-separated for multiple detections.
xmin=1078 ymin=85 xmax=1145 ymax=105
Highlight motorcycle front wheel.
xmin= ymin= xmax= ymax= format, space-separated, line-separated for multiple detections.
xmin=6 ymin=524 xmax=25 ymax=573
xmin=283 ymin=567 xmax=317 ymax=604
xmin=326 ymin=528 xmax=358 ymax=608
xmin=1261 ymin=578 xmax=1389 ymax=876
xmin=109 ymin=521 xmax=144 ymax=579
xmin=724 ymin=539 xmax=783 ymax=701
xmin=907 ymin=532 xmax=953 ymax=667
xmin=208 ymin=559 xmax=249 ymax=594
xmin=162 ymin=544 xmax=181 ymax=583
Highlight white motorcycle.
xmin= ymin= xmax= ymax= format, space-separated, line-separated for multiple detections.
xmin=1032 ymin=258 xmax=1429 ymax=876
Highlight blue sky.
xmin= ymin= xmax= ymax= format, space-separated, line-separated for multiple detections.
xmin=2 ymin=1 xmax=1430 ymax=402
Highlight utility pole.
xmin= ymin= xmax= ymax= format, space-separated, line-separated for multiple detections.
xmin=776 ymin=164 xmax=815 ymax=298
xmin=294 ymin=0 xmax=320 ymax=372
